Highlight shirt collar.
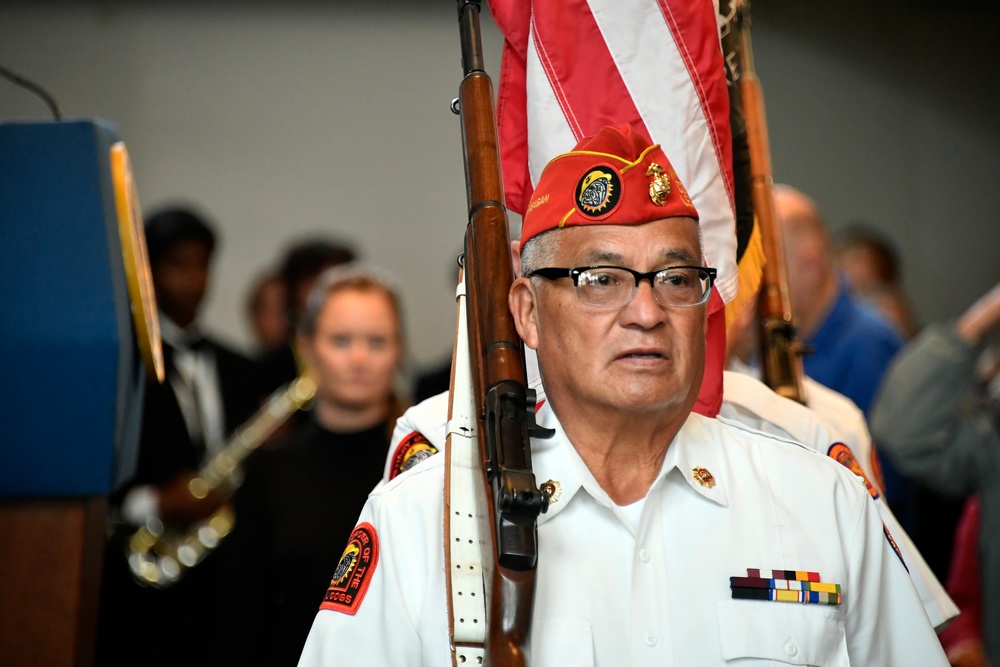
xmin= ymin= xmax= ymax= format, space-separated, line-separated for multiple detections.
xmin=661 ymin=413 xmax=729 ymax=507
xmin=159 ymin=314 xmax=204 ymax=351
xmin=532 ymin=406 xmax=729 ymax=527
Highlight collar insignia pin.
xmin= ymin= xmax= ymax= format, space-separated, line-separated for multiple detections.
xmin=540 ymin=479 xmax=562 ymax=505
xmin=692 ymin=466 xmax=715 ymax=488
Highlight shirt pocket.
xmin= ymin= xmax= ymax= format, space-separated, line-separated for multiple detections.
xmin=529 ymin=618 xmax=594 ymax=667
xmin=716 ymin=599 xmax=848 ymax=666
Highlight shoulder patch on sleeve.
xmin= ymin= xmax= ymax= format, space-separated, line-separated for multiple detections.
xmin=883 ymin=522 xmax=908 ymax=572
xmin=320 ymin=522 xmax=380 ymax=615
xmin=827 ymin=442 xmax=880 ymax=499
xmin=389 ymin=431 xmax=438 ymax=480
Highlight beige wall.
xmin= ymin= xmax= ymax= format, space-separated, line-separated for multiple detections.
xmin=2 ymin=1 xmax=997 ymax=383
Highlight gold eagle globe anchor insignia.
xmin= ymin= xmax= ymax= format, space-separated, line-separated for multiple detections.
xmin=646 ymin=162 xmax=671 ymax=206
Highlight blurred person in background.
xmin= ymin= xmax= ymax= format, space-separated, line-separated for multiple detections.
xmin=97 ymin=206 xmax=261 ymax=667
xmin=832 ymin=219 xmax=965 ymax=581
xmin=245 ymin=271 xmax=289 ymax=354
xmin=835 ymin=223 xmax=919 ymax=339
xmin=872 ymin=280 xmax=1000 ymax=667
xmin=217 ymin=264 xmax=407 ymax=667
xmin=257 ymin=238 xmax=357 ymax=395
xmin=772 ymin=186 xmax=932 ymax=545
xmin=774 ymin=186 xmax=904 ymax=416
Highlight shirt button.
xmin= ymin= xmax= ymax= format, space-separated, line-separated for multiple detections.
xmin=644 ymin=633 xmax=657 ymax=647
xmin=785 ymin=641 xmax=798 ymax=657
xmin=639 ymin=549 xmax=651 ymax=562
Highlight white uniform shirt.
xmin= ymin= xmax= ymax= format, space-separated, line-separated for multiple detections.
xmin=720 ymin=370 xmax=957 ymax=629
xmin=301 ymin=405 xmax=946 ymax=666
xmin=726 ymin=360 xmax=876 ymax=486
xmin=384 ymin=369 xmax=956 ymax=631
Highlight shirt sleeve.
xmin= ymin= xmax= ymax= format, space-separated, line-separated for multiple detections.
xmin=843 ymin=487 xmax=949 ymax=665
xmin=870 ymin=324 xmax=1000 ymax=498
xmin=297 ymin=493 xmax=425 ymax=667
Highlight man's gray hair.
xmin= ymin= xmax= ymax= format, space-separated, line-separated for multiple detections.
xmin=520 ymin=222 xmax=705 ymax=278
xmin=519 ymin=230 xmax=561 ymax=279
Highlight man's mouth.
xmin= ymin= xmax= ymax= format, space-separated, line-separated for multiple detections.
xmin=619 ymin=349 xmax=666 ymax=360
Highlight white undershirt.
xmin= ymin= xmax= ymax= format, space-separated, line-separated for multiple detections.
xmin=617 ymin=495 xmax=648 ymax=531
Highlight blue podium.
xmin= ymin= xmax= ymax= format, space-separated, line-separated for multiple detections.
xmin=0 ymin=119 xmax=157 ymax=667
xmin=0 ymin=119 xmax=150 ymax=497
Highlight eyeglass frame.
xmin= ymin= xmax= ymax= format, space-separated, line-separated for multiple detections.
xmin=527 ymin=265 xmax=718 ymax=308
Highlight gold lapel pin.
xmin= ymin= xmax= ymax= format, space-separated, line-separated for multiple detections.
xmin=692 ymin=467 xmax=716 ymax=489
xmin=540 ymin=479 xmax=563 ymax=505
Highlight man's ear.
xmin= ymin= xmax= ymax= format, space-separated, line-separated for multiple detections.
xmin=510 ymin=240 xmax=522 ymax=277
xmin=509 ymin=276 xmax=540 ymax=350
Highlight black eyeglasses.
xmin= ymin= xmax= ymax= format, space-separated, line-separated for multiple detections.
xmin=528 ymin=265 xmax=717 ymax=308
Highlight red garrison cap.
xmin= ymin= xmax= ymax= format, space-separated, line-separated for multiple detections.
xmin=520 ymin=124 xmax=699 ymax=249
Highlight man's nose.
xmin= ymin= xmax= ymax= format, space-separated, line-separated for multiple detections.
xmin=620 ymin=279 xmax=666 ymax=328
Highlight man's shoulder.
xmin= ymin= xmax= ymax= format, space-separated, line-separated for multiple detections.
xmin=803 ymin=377 xmax=868 ymax=439
xmin=706 ymin=414 xmax=868 ymax=493
xmin=711 ymin=412 xmax=816 ymax=454
xmin=375 ymin=447 xmax=446 ymax=503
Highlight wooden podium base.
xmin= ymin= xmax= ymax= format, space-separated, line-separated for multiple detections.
xmin=0 ymin=497 xmax=106 ymax=667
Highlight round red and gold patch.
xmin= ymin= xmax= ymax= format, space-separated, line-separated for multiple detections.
xmin=575 ymin=166 xmax=623 ymax=219
xmin=827 ymin=442 xmax=880 ymax=500
xmin=389 ymin=431 xmax=438 ymax=480
xmin=320 ymin=522 xmax=379 ymax=615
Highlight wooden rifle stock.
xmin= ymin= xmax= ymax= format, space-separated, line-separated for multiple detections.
xmin=734 ymin=1 xmax=806 ymax=403
xmin=454 ymin=2 xmax=553 ymax=664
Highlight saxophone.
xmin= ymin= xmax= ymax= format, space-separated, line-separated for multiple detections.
xmin=126 ymin=375 xmax=317 ymax=588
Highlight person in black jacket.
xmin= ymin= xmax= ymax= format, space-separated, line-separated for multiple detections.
xmin=218 ymin=264 xmax=406 ymax=666
xmin=96 ymin=206 xmax=262 ymax=667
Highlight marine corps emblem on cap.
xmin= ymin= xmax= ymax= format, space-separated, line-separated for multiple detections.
xmin=576 ymin=166 xmax=622 ymax=218
xmin=646 ymin=163 xmax=671 ymax=206
xmin=692 ymin=467 xmax=715 ymax=488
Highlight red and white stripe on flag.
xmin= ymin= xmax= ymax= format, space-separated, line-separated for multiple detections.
xmin=490 ymin=0 xmax=736 ymax=416
xmin=491 ymin=0 xmax=737 ymax=304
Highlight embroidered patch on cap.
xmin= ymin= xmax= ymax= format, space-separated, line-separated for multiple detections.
xmin=827 ymin=442 xmax=880 ymax=500
xmin=575 ymin=166 xmax=623 ymax=219
xmin=320 ymin=522 xmax=379 ymax=615
xmin=389 ymin=431 xmax=438 ymax=480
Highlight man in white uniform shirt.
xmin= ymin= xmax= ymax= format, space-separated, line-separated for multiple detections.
xmin=300 ymin=125 xmax=945 ymax=665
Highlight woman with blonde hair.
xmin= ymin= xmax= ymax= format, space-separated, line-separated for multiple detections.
xmin=218 ymin=264 xmax=406 ymax=666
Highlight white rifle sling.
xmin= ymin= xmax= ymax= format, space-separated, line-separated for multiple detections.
xmin=445 ymin=272 xmax=488 ymax=665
